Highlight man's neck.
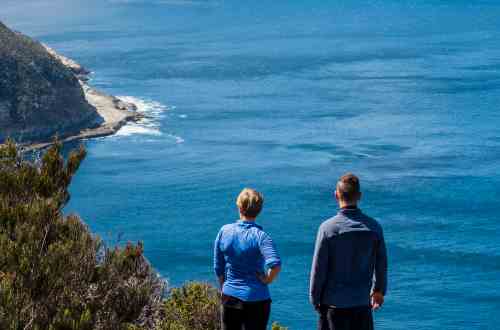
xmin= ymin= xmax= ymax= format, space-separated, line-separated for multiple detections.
xmin=240 ymin=216 xmax=256 ymax=222
xmin=339 ymin=202 xmax=358 ymax=209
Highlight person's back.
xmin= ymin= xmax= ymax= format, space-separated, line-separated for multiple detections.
xmin=214 ymin=188 xmax=281 ymax=330
xmin=309 ymin=174 xmax=388 ymax=330
xmin=311 ymin=208 xmax=386 ymax=308
xmin=216 ymin=220 xmax=279 ymax=301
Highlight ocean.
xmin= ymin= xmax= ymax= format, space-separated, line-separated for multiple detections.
xmin=3 ymin=0 xmax=500 ymax=328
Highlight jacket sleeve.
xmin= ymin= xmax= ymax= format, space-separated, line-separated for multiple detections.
xmin=213 ymin=229 xmax=226 ymax=278
xmin=373 ymin=227 xmax=388 ymax=295
xmin=259 ymin=232 xmax=281 ymax=269
xmin=309 ymin=224 xmax=329 ymax=306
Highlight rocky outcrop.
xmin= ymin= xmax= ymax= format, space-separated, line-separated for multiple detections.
xmin=43 ymin=44 xmax=91 ymax=81
xmin=0 ymin=21 xmax=104 ymax=143
xmin=0 ymin=21 xmax=142 ymax=148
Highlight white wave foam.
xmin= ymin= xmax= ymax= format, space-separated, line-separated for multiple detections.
xmin=114 ymin=96 xmax=168 ymax=137
xmin=110 ymin=96 xmax=186 ymax=143
xmin=118 ymin=96 xmax=167 ymax=118
xmin=115 ymin=125 xmax=163 ymax=137
xmin=167 ymin=134 xmax=185 ymax=144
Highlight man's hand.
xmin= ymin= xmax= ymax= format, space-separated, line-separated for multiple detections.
xmin=371 ymin=291 xmax=384 ymax=311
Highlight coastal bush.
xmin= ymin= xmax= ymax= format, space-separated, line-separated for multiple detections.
xmin=160 ymin=282 xmax=289 ymax=330
xmin=161 ymin=282 xmax=220 ymax=330
xmin=272 ymin=322 xmax=288 ymax=330
xmin=0 ymin=140 xmax=162 ymax=330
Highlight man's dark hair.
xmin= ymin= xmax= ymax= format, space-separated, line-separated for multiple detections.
xmin=336 ymin=173 xmax=361 ymax=203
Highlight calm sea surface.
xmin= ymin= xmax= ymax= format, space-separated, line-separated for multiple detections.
xmin=3 ymin=1 xmax=500 ymax=328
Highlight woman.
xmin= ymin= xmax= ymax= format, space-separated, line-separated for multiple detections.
xmin=214 ymin=188 xmax=282 ymax=330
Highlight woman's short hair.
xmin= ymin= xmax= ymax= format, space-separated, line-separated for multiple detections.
xmin=236 ymin=188 xmax=264 ymax=218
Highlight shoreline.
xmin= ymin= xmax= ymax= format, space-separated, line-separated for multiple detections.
xmin=20 ymin=45 xmax=143 ymax=151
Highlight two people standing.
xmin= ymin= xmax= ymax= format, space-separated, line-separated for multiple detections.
xmin=214 ymin=173 xmax=388 ymax=330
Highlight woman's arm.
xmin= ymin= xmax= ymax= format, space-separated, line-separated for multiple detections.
xmin=257 ymin=231 xmax=282 ymax=284
xmin=218 ymin=275 xmax=225 ymax=290
xmin=214 ymin=230 xmax=226 ymax=288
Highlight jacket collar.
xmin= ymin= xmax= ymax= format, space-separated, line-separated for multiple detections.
xmin=338 ymin=206 xmax=361 ymax=214
xmin=237 ymin=220 xmax=263 ymax=230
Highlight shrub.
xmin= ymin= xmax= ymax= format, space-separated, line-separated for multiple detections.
xmin=161 ymin=282 xmax=220 ymax=330
xmin=160 ymin=282 xmax=289 ymax=330
xmin=0 ymin=140 xmax=162 ymax=330
xmin=272 ymin=321 xmax=289 ymax=330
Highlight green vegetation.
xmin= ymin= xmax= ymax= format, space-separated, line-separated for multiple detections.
xmin=161 ymin=282 xmax=219 ymax=330
xmin=272 ymin=322 xmax=288 ymax=330
xmin=0 ymin=140 xmax=161 ymax=329
xmin=0 ymin=140 xmax=287 ymax=329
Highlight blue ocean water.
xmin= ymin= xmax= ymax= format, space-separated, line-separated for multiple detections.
xmin=4 ymin=1 xmax=500 ymax=328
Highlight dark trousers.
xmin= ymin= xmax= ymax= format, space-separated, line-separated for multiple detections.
xmin=318 ymin=306 xmax=373 ymax=330
xmin=221 ymin=295 xmax=271 ymax=330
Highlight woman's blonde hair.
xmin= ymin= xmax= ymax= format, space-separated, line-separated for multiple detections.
xmin=236 ymin=188 xmax=264 ymax=218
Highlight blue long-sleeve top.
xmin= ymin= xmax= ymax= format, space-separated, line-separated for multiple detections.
xmin=309 ymin=207 xmax=388 ymax=308
xmin=214 ymin=220 xmax=281 ymax=302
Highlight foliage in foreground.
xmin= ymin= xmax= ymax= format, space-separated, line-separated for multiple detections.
xmin=272 ymin=322 xmax=288 ymax=330
xmin=0 ymin=140 xmax=287 ymax=330
xmin=161 ymin=282 xmax=220 ymax=330
xmin=0 ymin=140 xmax=162 ymax=329
xmin=160 ymin=282 xmax=288 ymax=330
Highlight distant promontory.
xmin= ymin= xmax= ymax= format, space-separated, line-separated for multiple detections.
xmin=0 ymin=21 xmax=139 ymax=147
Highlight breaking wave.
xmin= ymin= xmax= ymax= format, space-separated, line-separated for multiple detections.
xmin=114 ymin=96 xmax=167 ymax=137
xmin=111 ymin=96 xmax=185 ymax=144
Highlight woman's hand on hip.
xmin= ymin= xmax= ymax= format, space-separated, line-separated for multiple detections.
xmin=256 ymin=266 xmax=281 ymax=285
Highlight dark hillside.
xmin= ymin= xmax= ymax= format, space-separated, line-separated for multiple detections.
xmin=0 ymin=21 xmax=101 ymax=143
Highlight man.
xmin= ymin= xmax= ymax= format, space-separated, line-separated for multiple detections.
xmin=309 ymin=173 xmax=388 ymax=330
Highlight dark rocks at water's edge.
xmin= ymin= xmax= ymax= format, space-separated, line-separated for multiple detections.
xmin=0 ymin=21 xmax=140 ymax=147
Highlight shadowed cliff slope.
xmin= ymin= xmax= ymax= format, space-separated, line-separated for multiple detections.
xmin=0 ymin=21 xmax=102 ymax=143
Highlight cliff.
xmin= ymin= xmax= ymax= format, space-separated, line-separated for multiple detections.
xmin=0 ymin=21 xmax=103 ymax=143
xmin=0 ymin=21 xmax=139 ymax=146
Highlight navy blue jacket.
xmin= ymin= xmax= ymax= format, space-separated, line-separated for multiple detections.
xmin=309 ymin=207 xmax=388 ymax=308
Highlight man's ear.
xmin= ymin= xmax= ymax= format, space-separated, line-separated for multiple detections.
xmin=334 ymin=190 xmax=339 ymax=201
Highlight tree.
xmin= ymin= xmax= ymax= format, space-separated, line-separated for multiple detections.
xmin=0 ymin=140 xmax=162 ymax=330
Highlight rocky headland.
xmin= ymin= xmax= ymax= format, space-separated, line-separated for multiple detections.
xmin=0 ymin=21 xmax=140 ymax=149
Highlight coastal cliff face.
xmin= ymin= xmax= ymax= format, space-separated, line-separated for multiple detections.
xmin=0 ymin=21 xmax=102 ymax=143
